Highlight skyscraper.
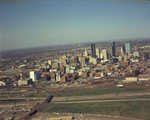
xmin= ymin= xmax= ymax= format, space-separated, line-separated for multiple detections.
xmin=91 ymin=44 xmax=96 ymax=58
xmin=102 ymin=49 xmax=107 ymax=61
xmin=144 ymin=52 xmax=149 ymax=61
xmin=110 ymin=41 xmax=115 ymax=56
xmin=84 ymin=48 xmax=88 ymax=56
xmin=125 ymin=41 xmax=131 ymax=55
xmin=121 ymin=46 xmax=125 ymax=53
xmin=96 ymin=48 xmax=100 ymax=58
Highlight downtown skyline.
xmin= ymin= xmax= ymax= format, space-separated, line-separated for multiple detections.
xmin=1 ymin=0 xmax=150 ymax=51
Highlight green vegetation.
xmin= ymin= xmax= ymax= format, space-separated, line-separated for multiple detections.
xmin=36 ymin=81 xmax=56 ymax=87
xmin=46 ymin=101 xmax=150 ymax=119
xmin=42 ymin=82 xmax=55 ymax=87
xmin=32 ymin=83 xmax=36 ymax=87
xmin=61 ymin=88 xmax=147 ymax=97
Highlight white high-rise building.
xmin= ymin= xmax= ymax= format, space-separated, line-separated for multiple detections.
xmin=56 ymin=72 xmax=60 ymax=81
xmin=100 ymin=53 xmax=103 ymax=59
xmin=96 ymin=48 xmax=100 ymax=58
xmin=30 ymin=70 xmax=41 ymax=81
xmin=121 ymin=46 xmax=125 ymax=53
xmin=102 ymin=49 xmax=107 ymax=61
xmin=84 ymin=48 xmax=88 ymax=56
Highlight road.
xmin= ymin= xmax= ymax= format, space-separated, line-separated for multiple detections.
xmin=32 ymin=112 xmax=142 ymax=120
xmin=0 ymin=91 xmax=149 ymax=102
xmin=52 ymin=92 xmax=150 ymax=101
xmin=52 ymin=98 xmax=150 ymax=104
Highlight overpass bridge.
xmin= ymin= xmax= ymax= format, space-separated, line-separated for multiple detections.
xmin=17 ymin=95 xmax=53 ymax=120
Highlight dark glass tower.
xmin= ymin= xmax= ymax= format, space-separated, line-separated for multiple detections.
xmin=110 ymin=41 xmax=115 ymax=56
xmin=144 ymin=52 xmax=149 ymax=61
xmin=91 ymin=44 xmax=96 ymax=58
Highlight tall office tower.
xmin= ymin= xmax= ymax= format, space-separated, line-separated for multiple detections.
xmin=121 ymin=46 xmax=125 ymax=53
xmin=56 ymin=72 xmax=60 ymax=81
xmin=59 ymin=58 xmax=62 ymax=66
xmin=102 ymin=49 xmax=107 ymax=61
xmin=91 ymin=44 xmax=96 ymax=58
xmin=30 ymin=70 xmax=41 ymax=81
xmin=144 ymin=52 xmax=149 ymax=61
xmin=110 ymin=41 xmax=115 ymax=56
xmin=85 ymin=48 xmax=88 ymax=56
xmin=125 ymin=41 xmax=131 ymax=55
xmin=96 ymin=48 xmax=100 ymax=58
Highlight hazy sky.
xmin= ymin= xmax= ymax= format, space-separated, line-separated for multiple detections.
xmin=1 ymin=0 xmax=150 ymax=51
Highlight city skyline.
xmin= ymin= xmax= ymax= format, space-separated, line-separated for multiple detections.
xmin=1 ymin=0 xmax=150 ymax=51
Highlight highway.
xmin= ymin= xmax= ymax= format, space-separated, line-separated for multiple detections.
xmin=52 ymin=92 xmax=150 ymax=101
xmin=52 ymin=98 xmax=150 ymax=104
xmin=0 ymin=91 xmax=149 ymax=102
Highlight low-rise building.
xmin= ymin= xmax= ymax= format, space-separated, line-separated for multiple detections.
xmin=138 ymin=78 xmax=149 ymax=81
xmin=0 ymin=81 xmax=6 ymax=86
xmin=122 ymin=77 xmax=137 ymax=82
xmin=60 ymin=76 xmax=67 ymax=82
xmin=50 ymin=72 xmax=56 ymax=81
xmin=49 ymin=116 xmax=72 ymax=120
xmin=82 ymin=72 xmax=88 ymax=78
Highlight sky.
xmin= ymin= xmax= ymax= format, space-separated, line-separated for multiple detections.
xmin=0 ymin=0 xmax=150 ymax=51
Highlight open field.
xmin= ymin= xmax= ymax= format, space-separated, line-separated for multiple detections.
xmin=61 ymin=88 xmax=148 ymax=97
xmin=46 ymin=101 xmax=150 ymax=120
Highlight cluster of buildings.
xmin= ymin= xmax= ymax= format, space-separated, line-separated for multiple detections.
xmin=28 ymin=41 xmax=150 ymax=84
xmin=0 ymin=40 xmax=150 ymax=86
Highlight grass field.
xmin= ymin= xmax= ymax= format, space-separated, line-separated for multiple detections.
xmin=46 ymin=101 xmax=150 ymax=119
xmin=61 ymin=88 xmax=148 ymax=97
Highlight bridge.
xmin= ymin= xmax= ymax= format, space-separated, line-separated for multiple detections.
xmin=17 ymin=95 xmax=53 ymax=120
